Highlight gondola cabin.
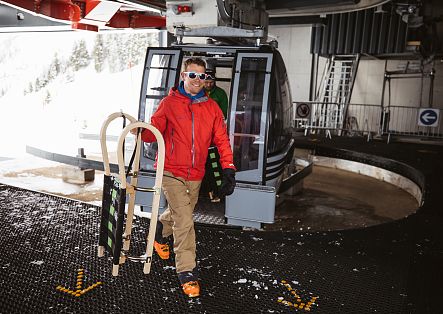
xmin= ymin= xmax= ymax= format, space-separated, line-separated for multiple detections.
xmin=134 ymin=43 xmax=307 ymax=229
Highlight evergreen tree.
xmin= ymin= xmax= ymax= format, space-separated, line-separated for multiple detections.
xmin=119 ymin=34 xmax=131 ymax=70
xmin=69 ymin=39 xmax=90 ymax=71
xmin=112 ymin=34 xmax=126 ymax=72
xmin=77 ymin=39 xmax=90 ymax=69
xmin=23 ymin=82 xmax=33 ymax=95
xmin=104 ymin=32 xmax=157 ymax=73
xmin=35 ymin=78 xmax=41 ymax=92
xmin=132 ymin=33 xmax=150 ymax=65
xmin=106 ymin=34 xmax=120 ymax=73
xmin=92 ymin=34 xmax=106 ymax=73
xmin=48 ymin=53 xmax=61 ymax=80
xmin=128 ymin=33 xmax=141 ymax=66
xmin=39 ymin=71 xmax=49 ymax=89
xmin=69 ymin=42 xmax=79 ymax=70
xmin=43 ymin=90 xmax=51 ymax=105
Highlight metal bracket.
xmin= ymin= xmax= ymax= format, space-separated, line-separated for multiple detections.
xmin=174 ymin=26 xmax=265 ymax=39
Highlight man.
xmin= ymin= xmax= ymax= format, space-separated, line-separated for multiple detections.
xmin=204 ymin=69 xmax=229 ymax=119
xmin=139 ymin=58 xmax=236 ymax=298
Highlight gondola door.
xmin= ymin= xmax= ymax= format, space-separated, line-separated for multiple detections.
xmin=134 ymin=48 xmax=182 ymax=213
xmin=138 ymin=48 xmax=183 ymax=170
xmin=228 ymin=52 xmax=273 ymax=184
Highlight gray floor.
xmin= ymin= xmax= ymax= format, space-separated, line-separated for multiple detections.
xmin=193 ymin=165 xmax=418 ymax=232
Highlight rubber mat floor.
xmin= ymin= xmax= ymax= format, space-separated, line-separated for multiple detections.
xmin=0 ymin=184 xmax=426 ymax=314
xmin=1 ymin=136 xmax=443 ymax=313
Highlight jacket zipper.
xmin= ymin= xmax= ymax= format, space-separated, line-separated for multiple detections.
xmin=187 ymin=102 xmax=195 ymax=179
xmin=171 ymin=128 xmax=174 ymax=155
xmin=191 ymin=110 xmax=195 ymax=168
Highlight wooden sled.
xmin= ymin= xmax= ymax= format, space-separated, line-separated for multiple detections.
xmin=98 ymin=112 xmax=165 ymax=276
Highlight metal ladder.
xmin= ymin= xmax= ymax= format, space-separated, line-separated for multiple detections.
xmin=313 ymin=54 xmax=360 ymax=136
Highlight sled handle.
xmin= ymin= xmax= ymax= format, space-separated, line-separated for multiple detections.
xmin=100 ymin=112 xmax=137 ymax=176
xmin=116 ymin=122 xmax=165 ymax=190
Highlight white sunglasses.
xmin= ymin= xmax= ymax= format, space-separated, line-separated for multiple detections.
xmin=183 ymin=71 xmax=208 ymax=80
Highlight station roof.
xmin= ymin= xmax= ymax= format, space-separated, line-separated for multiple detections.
xmin=0 ymin=0 xmax=393 ymax=32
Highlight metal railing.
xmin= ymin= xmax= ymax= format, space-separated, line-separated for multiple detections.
xmin=381 ymin=106 xmax=442 ymax=141
xmin=293 ymin=101 xmax=381 ymax=139
xmin=293 ymin=101 xmax=443 ymax=142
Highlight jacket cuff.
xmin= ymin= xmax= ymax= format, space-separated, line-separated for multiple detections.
xmin=222 ymin=163 xmax=236 ymax=171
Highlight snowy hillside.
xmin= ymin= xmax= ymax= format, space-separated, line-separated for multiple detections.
xmin=0 ymin=31 xmax=159 ymax=158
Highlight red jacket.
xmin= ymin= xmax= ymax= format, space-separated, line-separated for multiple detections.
xmin=141 ymin=87 xmax=235 ymax=180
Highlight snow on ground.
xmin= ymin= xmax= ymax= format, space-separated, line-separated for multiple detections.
xmin=0 ymin=155 xmax=105 ymax=205
xmin=0 ymin=32 xmax=146 ymax=158
xmin=1 ymin=63 xmax=142 ymax=158
xmin=0 ymin=32 xmax=149 ymax=202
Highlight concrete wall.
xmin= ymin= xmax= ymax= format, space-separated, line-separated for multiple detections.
xmin=352 ymin=59 xmax=443 ymax=109
xmin=271 ymin=25 xmax=443 ymax=112
xmin=268 ymin=25 xmax=312 ymax=102
xmin=351 ymin=59 xmax=385 ymax=105
xmin=179 ymin=26 xmax=443 ymax=111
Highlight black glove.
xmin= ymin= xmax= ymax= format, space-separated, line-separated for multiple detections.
xmin=219 ymin=168 xmax=236 ymax=197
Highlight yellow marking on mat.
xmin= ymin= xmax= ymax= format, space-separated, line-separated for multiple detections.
xmin=278 ymin=280 xmax=318 ymax=311
xmin=56 ymin=268 xmax=103 ymax=297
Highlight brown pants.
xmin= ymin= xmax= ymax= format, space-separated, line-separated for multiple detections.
xmin=160 ymin=172 xmax=202 ymax=274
